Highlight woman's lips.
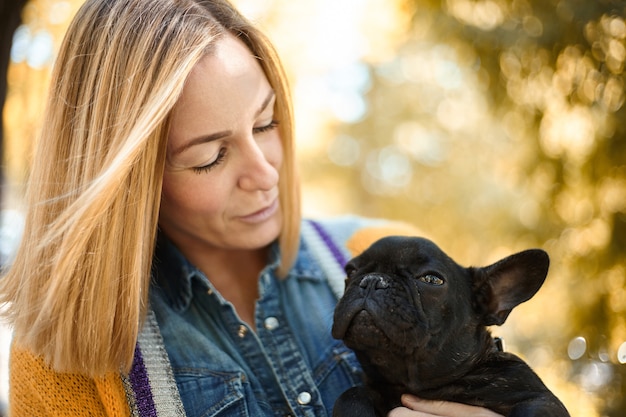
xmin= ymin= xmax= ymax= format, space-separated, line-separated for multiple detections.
xmin=239 ymin=198 xmax=279 ymax=223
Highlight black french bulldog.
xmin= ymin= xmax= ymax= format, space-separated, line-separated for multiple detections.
xmin=332 ymin=236 xmax=570 ymax=417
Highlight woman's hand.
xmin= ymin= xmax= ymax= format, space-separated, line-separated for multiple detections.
xmin=388 ymin=395 xmax=505 ymax=417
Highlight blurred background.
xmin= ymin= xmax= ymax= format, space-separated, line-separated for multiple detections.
xmin=1 ymin=0 xmax=625 ymax=416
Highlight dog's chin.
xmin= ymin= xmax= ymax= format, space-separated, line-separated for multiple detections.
xmin=343 ymin=310 xmax=389 ymax=348
xmin=340 ymin=309 xmax=422 ymax=356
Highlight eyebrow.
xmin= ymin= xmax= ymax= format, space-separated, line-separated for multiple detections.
xmin=170 ymin=89 xmax=276 ymax=157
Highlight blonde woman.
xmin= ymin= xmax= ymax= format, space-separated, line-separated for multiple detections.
xmin=0 ymin=0 xmax=503 ymax=416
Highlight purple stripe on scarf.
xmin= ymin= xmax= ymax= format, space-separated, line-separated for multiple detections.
xmin=129 ymin=344 xmax=158 ymax=417
xmin=309 ymin=220 xmax=348 ymax=266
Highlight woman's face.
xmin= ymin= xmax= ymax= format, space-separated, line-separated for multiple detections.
xmin=159 ymin=34 xmax=283 ymax=254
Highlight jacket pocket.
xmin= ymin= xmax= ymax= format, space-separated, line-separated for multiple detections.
xmin=313 ymin=341 xmax=364 ymax=410
xmin=174 ymin=369 xmax=248 ymax=417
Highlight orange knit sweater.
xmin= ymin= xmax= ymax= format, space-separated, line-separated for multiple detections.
xmin=9 ymin=345 xmax=130 ymax=417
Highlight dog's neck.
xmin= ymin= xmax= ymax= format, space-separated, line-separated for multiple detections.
xmin=366 ymin=328 xmax=497 ymax=394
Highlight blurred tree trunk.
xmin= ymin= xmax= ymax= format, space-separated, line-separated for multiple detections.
xmin=0 ymin=0 xmax=29 ymax=206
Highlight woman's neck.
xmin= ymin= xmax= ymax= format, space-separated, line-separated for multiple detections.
xmin=185 ymin=245 xmax=268 ymax=329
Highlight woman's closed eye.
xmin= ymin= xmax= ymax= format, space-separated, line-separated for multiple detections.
xmin=192 ymin=147 xmax=227 ymax=174
xmin=253 ymin=119 xmax=279 ymax=134
xmin=191 ymin=119 xmax=279 ymax=174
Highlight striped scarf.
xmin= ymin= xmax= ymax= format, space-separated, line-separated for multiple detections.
xmin=124 ymin=309 xmax=186 ymax=417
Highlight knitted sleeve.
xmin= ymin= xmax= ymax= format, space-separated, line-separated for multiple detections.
xmin=307 ymin=215 xmax=425 ymax=258
xmin=9 ymin=344 xmax=130 ymax=417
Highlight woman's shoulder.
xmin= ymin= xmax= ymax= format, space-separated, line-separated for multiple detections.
xmin=302 ymin=215 xmax=425 ymax=257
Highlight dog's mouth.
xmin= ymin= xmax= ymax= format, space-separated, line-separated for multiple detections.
xmin=342 ymin=310 xmax=388 ymax=348
xmin=333 ymin=302 xmax=423 ymax=355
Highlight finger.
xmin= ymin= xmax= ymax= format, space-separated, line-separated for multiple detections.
xmin=387 ymin=406 xmax=437 ymax=417
xmin=401 ymin=395 xmax=505 ymax=417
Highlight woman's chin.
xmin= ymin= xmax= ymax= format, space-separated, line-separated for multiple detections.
xmin=238 ymin=212 xmax=283 ymax=249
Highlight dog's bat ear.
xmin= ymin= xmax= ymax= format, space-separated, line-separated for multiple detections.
xmin=472 ymin=249 xmax=549 ymax=326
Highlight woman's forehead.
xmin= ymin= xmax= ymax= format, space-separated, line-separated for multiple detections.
xmin=167 ymin=34 xmax=273 ymax=154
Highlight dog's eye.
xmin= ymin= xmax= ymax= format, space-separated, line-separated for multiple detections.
xmin=418 ymin=274 xmax=444 ymax=286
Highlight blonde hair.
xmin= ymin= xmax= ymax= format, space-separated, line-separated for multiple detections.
xmin=0 ymin=0 xmax=300 ymax=376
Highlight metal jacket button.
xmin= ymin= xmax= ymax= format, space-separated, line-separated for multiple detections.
xmin=264 ymin=316 xmax=279 ymax=330
xmin=297 ymin=391 xmax=312 ymax=405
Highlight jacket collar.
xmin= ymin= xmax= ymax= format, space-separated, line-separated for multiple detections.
xmin=151 ymin=230 xmax=325 ymax=313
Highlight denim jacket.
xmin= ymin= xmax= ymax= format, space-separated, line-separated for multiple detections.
xmin=148 ymin=217 xmax=383 ymax=417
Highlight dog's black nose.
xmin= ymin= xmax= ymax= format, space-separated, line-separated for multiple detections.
xmin=359 ymin=273 xmax=390 ymax=290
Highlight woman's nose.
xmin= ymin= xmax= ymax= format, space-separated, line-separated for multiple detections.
xmin=238 ymin=139 xmax=280 ymax=191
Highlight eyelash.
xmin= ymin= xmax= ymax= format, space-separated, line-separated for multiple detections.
xmin=193 ymin=147 xmax=227 ymax=174
xmin=253 ymin=119 xmax=279 ymax=134
xmin=191 ymin=120 xmax=279 ymax=174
